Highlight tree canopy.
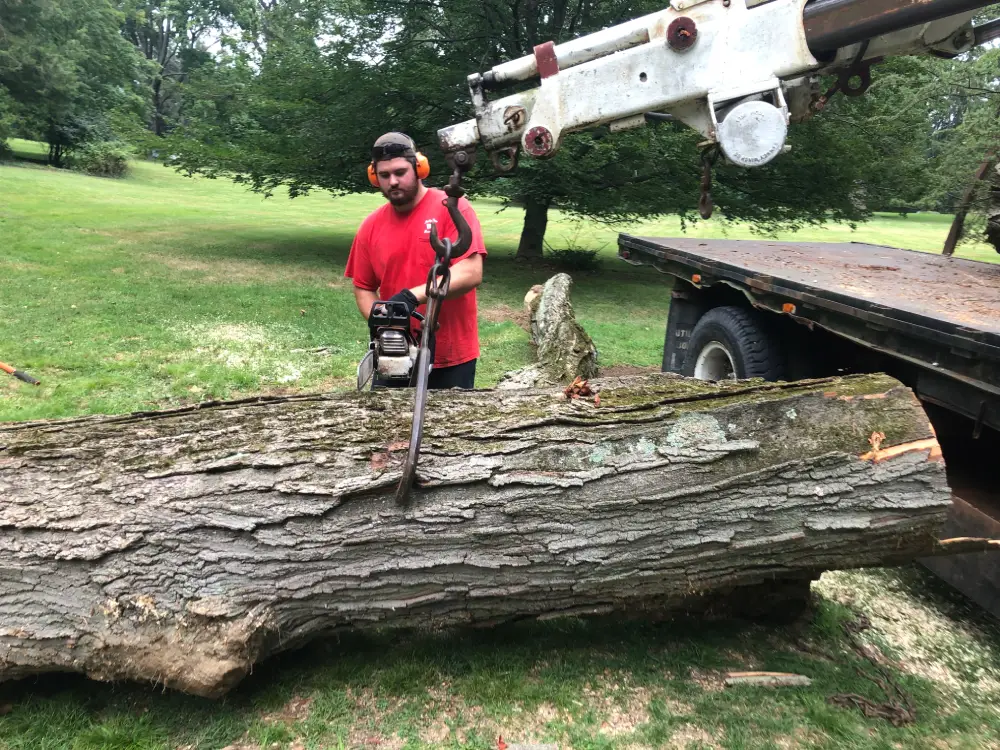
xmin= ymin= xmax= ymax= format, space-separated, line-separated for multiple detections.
xmin=0 ymin=0 xmax=149 ymax=164
xmin=160 ymin=0 xmax=976 ymax=255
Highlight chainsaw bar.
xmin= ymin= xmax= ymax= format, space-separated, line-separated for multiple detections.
xmin=394 ymin=156 xmax=475 ymax=505
xmin=357 ymin=349 xmax=375 ymax=390
xmin=394 ymin=289 xmax=445 ymax=505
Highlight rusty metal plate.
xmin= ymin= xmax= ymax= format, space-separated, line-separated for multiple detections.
xmin=921 ymin=495 xmax=1000 ymax=621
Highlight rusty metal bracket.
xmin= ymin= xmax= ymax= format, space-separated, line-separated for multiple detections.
xmin=490 ymin=146 xmax=520 ymax=174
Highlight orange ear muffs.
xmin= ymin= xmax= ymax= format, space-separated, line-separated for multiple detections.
xmin=368 ymin=153 xmax=431 ymax=188
xmin=414 ymin=152 xmax=430 ymax=179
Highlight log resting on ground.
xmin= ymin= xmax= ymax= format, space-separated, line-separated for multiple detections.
xmin=0 ymin=373 xmax=953 ymax=696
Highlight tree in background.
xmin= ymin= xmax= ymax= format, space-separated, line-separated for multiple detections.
xmin=916 ymin=38 xmax=1000 ymax=252
xmin=0 ymin=85 xmax=13 ymax=154
xmin=120 ymin=0 xmax=244 ymax=137
xmin=0 ymin=0 xmax=149 ymax=165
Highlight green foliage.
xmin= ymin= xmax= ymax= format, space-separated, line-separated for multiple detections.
xmin=0 ymin=84 xmax=13 ymax=144
xmin=544 ymin=227 xmax=604 ymax=272
xmin=0 ymin=0 xmax=149 ymax=164
xmin=119 ymin=0 xmax=246 ymax=137
xmin=69 ymin=140 xmax=133 ymax=177
xmin=545 ymin=246 xmax=602 ymax=273
xmin=922 ymin=50 xmax=1000 ymax=212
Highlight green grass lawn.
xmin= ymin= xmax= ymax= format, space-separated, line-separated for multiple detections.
xmin=2 ymin=137 xmax=996 ymax=421
xmin=3 ymin=141 xmax=1000 ymax=750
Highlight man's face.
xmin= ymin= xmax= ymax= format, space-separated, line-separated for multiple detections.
xmin=375 ymin=156 xmax=420 ymax=207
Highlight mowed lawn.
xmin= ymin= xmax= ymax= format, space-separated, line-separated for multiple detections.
xmin=3 ymin=142 xmax=1000 ymax=750
xmin=1 ymin=137 xmax=996 ymax=421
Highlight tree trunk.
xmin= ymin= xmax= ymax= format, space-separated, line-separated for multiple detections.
xmin=152 ymin=76 xmax=165 ymax=137
xmin=498 ymin=273 xmax=598 ymax=388
xmin=943 ymin=155 xmax=996 ymax=256
xmin=0 ymin=373 xmax=953 ymax=697
xmin=516 ymin=196 xmax=550 ymax=259
xmin=47 ymin=142 xmax=63 ymax=168
xmin=987 ymin=163 xmax=1000 ymax=254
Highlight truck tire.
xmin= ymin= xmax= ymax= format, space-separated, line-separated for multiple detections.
xmin=681 ymin=306 xmax=785 ymax=382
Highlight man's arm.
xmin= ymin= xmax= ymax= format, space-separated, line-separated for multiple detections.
xmin=407 ymin=253 xmax=484 ymax=305
xmin=353 ymin=286 xmax=379 ymax=320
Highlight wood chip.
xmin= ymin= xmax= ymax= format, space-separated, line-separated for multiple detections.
xmin=724 ymin=671 xmax=812 ymax=687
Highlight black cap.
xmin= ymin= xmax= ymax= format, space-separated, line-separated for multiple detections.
xmin=371 ymin=132 xmax=417 ymax=166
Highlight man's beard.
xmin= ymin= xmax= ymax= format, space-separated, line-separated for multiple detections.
xmin=385 ymin=182 xmax=419 ymax=206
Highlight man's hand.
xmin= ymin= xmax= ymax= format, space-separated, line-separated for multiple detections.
xmin=388 ymin=288 xmax=420 ymax=317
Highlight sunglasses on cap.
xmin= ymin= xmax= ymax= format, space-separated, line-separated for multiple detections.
xmin=371 ymin=142 xmax=415 ymax=162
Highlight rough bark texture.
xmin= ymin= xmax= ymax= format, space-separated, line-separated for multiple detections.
xmin=497 ymin=274 xmax=599 ymax=389
xmin=0 ymin=373 xmax=951 ymax=697
xmin=987 ymin=163 xmax=1000 ymax=254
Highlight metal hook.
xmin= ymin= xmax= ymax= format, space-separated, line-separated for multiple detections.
xmin=429 ymin=154 xmax=475 ymax=258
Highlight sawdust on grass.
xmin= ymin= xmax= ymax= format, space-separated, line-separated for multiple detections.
xmin=667 ymin=723 xmax=723 ymax=749
xmin=815 ymin=570 xmax=1000 ymax=713
xmin=582 ymin=671 xmax=665 ymax=737
xmin=261 ymin=695 xmax=313 ymax=726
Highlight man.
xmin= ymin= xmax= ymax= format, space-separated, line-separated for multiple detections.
xmin=345 ymin=132 xmax=486 ymax=389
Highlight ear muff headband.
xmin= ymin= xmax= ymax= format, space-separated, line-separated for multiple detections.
xmin=368 ymin=152 xmax=430 ymax=187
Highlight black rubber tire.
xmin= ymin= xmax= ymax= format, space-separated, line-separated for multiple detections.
xmin=681 ymin=306 xmax=785 ymax=381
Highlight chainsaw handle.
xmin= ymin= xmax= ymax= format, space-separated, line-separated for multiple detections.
xmin=14 ymin=370 xmax=41 ymax=385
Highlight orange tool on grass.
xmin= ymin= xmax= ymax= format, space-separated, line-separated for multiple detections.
xmin=0 ymin=361 xmax=40 ymax=386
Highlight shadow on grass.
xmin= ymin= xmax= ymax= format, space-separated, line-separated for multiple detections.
xmin=3 ymin=567 xmax=996 ymax=747
xmin=132 ymin=226 xmax=675 ymax=304
xmin=0 ymin=613 xmax=765 ymax=737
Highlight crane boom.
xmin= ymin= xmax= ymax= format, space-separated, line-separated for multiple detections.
xmin=437 ymin=0 xmax=995 ymax=173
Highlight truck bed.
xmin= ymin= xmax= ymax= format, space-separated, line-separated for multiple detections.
xmin=619 ymin=235 xmax=1000 ymax=618
xmin=618 ymin=236 xmax=1000 ymax=358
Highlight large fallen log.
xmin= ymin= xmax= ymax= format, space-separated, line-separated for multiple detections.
xmin=0 ymin=373 xmax=952 ymax=696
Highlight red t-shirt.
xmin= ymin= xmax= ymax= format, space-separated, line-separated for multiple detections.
xmin=344 ymin=188 xmax=487 ymax=368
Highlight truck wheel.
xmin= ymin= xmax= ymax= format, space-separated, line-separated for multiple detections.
xmin=682 ymin=306 xmax=785 ymax=381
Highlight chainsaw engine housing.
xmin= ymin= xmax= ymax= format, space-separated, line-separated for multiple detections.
xmin=357 ymin=300 xmax=420 ymax=389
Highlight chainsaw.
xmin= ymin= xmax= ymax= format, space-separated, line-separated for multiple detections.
xmin=356 ymin=301 xmax=424 ymax=391
xmin=356 ymin=153 xmax=475 ymax=505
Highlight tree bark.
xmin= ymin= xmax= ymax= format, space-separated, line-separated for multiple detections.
xmin=987 ymin=163 xmax=1000 ymax=254
xmin=943 ymin=155 xmax=996 ymax=256
xmin=0 ymin=374 xmax=953 ymax=697
xmin=152 ymin=76 xmax=166 ymax=137
xmin=498 ymin=274 xmax=598 ymax=388
xmin=516 ymin=196 xmax=550 ymax=259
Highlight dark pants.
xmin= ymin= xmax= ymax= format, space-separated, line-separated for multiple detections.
xmin=375 ymin=359 xmax=477 ymax=390
xmin=427 ymin=359 xmax=476 ymax=389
